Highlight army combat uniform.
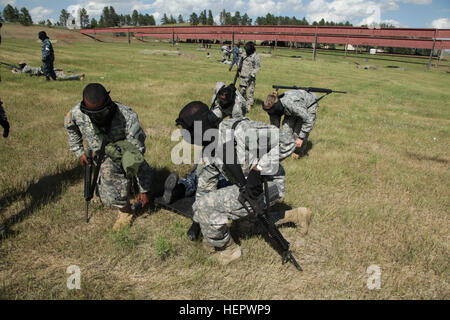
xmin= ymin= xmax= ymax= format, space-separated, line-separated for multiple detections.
xmin=64 ymin=102 xmax=152 ymax=209
xmin=176 ymin=82 xmax=249 ymax=197
xmin=238 ymin=52 xmax=260 ymax=108
xmin=192 ymin=118 xmax=296 ymax=248
xmin=270 ymin=90 xmax=319 ymax=155
xmin=13 ymin=64 xmax=83 ymax=80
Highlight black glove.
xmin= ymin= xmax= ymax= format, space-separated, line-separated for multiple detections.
xmin=246 ymin=169 xmax=263 ymax=200
xmin=0 ymin=119 xmax=9 ymax=138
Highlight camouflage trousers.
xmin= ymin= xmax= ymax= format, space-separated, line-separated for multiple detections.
xmin=97 ymin=157 xmax=152 ymax=209
xmin=193 ymin=166 xmax=286 ymax=248
xmin=239 ymin=77 xmax=256 ymax=107
xmin=282 ymin=117 xmax=310 ymax=156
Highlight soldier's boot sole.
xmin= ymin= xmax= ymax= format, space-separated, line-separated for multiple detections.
xmin=278 ymin=207 xmax=312 ymax=236
xmin=187 ymin=221 xmax=201 ymax=241
xmin=112 ymin=211 xmax=134 ymax=232
xmin=162 ymin=173 xmax=179 ymax=204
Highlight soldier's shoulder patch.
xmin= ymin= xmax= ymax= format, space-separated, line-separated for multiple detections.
xmin=65 ymin=111 xmax=72 ymax=125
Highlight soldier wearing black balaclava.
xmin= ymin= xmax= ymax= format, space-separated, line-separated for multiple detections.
xmin=64 ymin=83 xmax=153 ymax=232
xmin=237 ymin=42 xmax=260 ymax=109
xmin=38 ymin=31 xmax=57 ymax=81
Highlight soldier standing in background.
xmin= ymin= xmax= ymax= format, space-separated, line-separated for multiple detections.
xmin=238 ymin=42 xmax=260 ymax=109
xmin=64 ymin=83 xmax=153 ymax=231
xmin=262 ymin=89 xmax=319 ymax=159
xmin=0 ymin=99 xmax=10 ymax=138
xmin=38 ymin=31 xmax=57 ymax=81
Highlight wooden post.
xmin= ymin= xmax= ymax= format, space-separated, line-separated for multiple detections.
xmin=345 ymin=42 xmax=348 ymax=58
xmin=427 ymin=37 xmax=436 ymax=71
xmin=313 ymin=32 xmax=318 ymax=61
xmin=232 ymin=31 xmax=235 ymax=45
xmin=128 ymin=31 xmax=131 ymax=45
xmin=172 ymin=31 xmax=175 ymax=47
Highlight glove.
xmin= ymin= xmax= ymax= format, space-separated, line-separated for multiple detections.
xmin=246 ymin=169 xmax=263 ymax=200
xmin=0 ymin=119 xmax=9 ymax=138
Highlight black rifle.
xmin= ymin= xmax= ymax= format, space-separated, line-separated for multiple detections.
xmin=273 ymin=85 xmax=346 ymax=109
xmin=222 ymin=162 xmax=303 ymax=271
xmin=233 ymin=56 xmax=248 ymax=86
xmin=0 ymin=61 xmax=20 ymax=70
xmin=84 ymin=142 xmax=106 ymax=223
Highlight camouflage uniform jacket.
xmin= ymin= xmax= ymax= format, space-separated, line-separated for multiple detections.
xmin=196 ymin=118 xmax=295 ymax=200
xmin=64 ymin=102 xmax=150 ymax=192
xmin=211 ymin=81 xmax=248 ymax=119
xmin=13 ymin=64 xmax=42 ymax=75
xmin=239 ymin=52 xmax=260 ymax=80
xmin=272 ymin=90 xmax=319 ymax=140
xmin=41 ymin=39 xmax=54 ymax=63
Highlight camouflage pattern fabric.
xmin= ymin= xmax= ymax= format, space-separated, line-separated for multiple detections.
xmin=270 ymin=90 xmax=319 ymax=140
xmin=64 ymin=102 xmax=152 ymax=208
xmin=41 ymin=39 xmax=55 ymax=77
xmin=192 ymin=117 xmax=295 ymax=247
xmin=238 ymin=52 xmax=260 ymax=107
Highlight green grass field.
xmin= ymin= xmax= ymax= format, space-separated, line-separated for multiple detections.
xmin=0 ymin=24 xmax=449 ymax=299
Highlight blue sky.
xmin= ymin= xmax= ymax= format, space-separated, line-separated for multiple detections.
xmin=1 ymin=0 xmax=449 ymax=28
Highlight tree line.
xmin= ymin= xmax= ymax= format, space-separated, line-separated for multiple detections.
xmin=1 ymin=4 xmax=33 ymax=26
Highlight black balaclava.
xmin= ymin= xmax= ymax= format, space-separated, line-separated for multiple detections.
xmin=176 ymin=101 xmax=218 ymax=146
xmin=80 ymin=83 xmax=118 ymax=130
xmin=217 ymin=84 xmax=236 ymax=116
xmin=244 ymin=41 xmax=255 ymax=56
xmin=38 ymin=31 xmax=48 ymax=41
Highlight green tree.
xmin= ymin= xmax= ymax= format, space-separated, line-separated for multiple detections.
xmin=177 ymin=14 xmax=184 ymax=24
xmin=199 ymin=10 xmax=207 ymax=25
xmin=59 ymin=9 xmax=70 ymax=27
xmin=46 ymin=19 xmax=53 ymax=27
xmin=189 ymin=12 xmax=199 ymax=26
xmin=90 ymin=18 xmax=98 ymax=28
xmin=207 ymin=10 xmax=214 ymax=25
xmin=3 ymin=4 xmax=19 ymax=22
xmin=132 ymin=10 xmax=139 ymax=26
xmin=161 ymin=13 xmax=169 ymax=25
xmin=19 ymin=7 xmax=33 ymax=26
xmin=78 ymin=8 xmax=89 ymax=28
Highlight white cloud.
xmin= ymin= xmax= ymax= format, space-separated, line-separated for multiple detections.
xmin=30 ymin=6 xmax=54 ymax=23
xmin=0 ymin=0 xmax=16 ymax=6
xmin=430 ymin=18 xmax=450 ymax=29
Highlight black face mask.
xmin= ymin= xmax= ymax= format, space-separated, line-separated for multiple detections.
xmin=263 ymin=100 xmax=284 ymax=117
xmin=176 ymin=110 xmax=218 ymax=146
xmin=80 ymin=95 xmax=118 ymax=129
xmin=217 ymin=85 xmax=236 ymax=115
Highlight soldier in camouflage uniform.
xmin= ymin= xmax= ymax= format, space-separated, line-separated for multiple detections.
xmin=12 ymin=62 xmax=85 ymax=81
xmin=176 ymin=101 xmax=312 ymax=265
xmin=38 ymin=31 xmax=57 ymax=81
xmin=263 ymin=89 xmax=319 ymax=158
xmin=163 ymin=82 xmax=248 ymax=205
xmin=64 ymin=83 xmax=152 ymax=231
xmin=238 ymin=42 xmax=260 ymax=109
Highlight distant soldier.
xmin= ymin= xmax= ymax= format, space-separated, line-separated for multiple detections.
xmin=229 ymin=42 xmax=241 ymax=71
xmin=176 ymin=101 xmax=312 ymax=265
xmin=12 ymin=61 xmax=85 ymax=81
xmin=262 ymin=89 xmax=319 ymax=158
xmin=238 ymin=42 xmax=260 ymax=109
xmin=38 ymin=31 xmax=57 ymax=81
xmin=0 ymin=99 xmax=10 ymax=138
xmin=221 ymin=45 xmax=231 ymax=62
xmin=64 ymin=83 xmax=153 ymax=231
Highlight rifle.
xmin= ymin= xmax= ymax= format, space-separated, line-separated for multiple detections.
xmin=222 ymin=162 xmax=303 ymax=271
xmin=273 ymin=85 xmax=346 ymax=109
xmin=0 ymin=61 xmax=20 ymax=70
xmin=84 ymin=142 xmax=106 ymax=223
xmin=233 ymin=55 xmax=248 ymax=86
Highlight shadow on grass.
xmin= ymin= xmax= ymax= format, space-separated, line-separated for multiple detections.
xmin=406 ymin=151 xmax=449 ymax=165
xmin=0 ymin=165 xmax=83 ymax=240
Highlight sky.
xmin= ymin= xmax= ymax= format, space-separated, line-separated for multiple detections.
xmin=1 ymin=0 xmax=449 ymax=29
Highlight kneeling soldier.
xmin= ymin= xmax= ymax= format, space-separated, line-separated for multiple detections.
xmin=64 ymin=83 xmax=153 ymax=231
xmin=176 ymin=101 xmax=312 ymax=265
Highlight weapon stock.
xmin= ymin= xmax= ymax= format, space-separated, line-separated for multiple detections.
xmin=0 ymin=62 xmax=20 ymax=70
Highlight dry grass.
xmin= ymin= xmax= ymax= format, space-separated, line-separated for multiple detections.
xmin=0 ymin=24 xmax=449 ymax=300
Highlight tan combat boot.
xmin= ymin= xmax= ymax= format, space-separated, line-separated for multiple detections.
xmin=277 ymin=207 xmax=312 ymax=236
xmin=112 ymin=208 xmax=134 ymax=232
xmin=212 ymin=237 xmax=242 ymax=266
